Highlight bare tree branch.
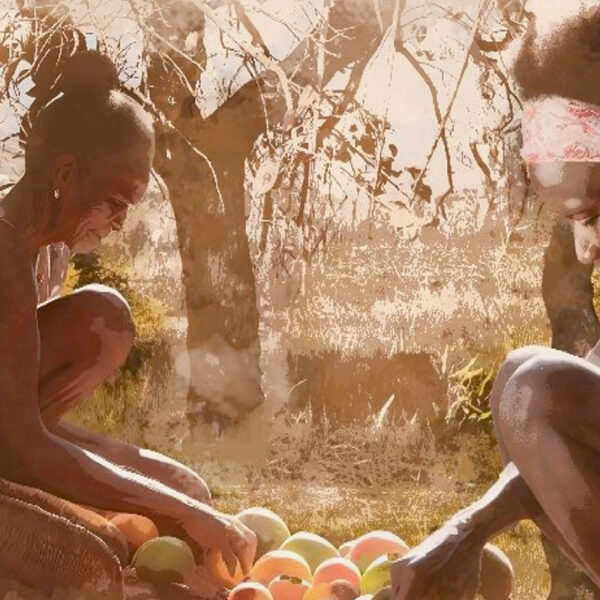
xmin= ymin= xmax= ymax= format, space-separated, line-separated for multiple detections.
xmin=188 ymin=0 xmax=294 ymax=112
xmin=408 ymin=0 xmax=491 ymax=208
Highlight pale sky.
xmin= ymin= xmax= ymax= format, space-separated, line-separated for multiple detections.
xmin=0 ymin=0 xmax=575 ymax=196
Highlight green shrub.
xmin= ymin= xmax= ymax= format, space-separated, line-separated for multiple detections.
xmin=62 ymin=252 xmax=173 ymax=442
xmin=446 ymin=355 xmax=496 ymax=428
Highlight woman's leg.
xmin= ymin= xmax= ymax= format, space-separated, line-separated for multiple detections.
xmin=391 ymin=346 xmax=591 ymax=599
xmin=498 ymin=352 xmax=600 ymax=586
xmin=36 ymin=284 xmax=211 ymax=504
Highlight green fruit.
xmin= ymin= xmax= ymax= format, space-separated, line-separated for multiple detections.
xmin=236 ymin=507 xmax=291 ymax=559
xmin=371 ymin=587 xmax=393 ymax=600
xmin=360 ymin=555 xmax=399 ymax=595
xmin=132 ymin=536 xmax=195 ymax=584
xmin=280 ymin=532 xmax=339 ymax=573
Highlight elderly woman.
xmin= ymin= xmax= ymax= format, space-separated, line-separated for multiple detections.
xmin=392 ymin=9 xmax=600 ymax=600
xmin=0 ymin=50 xmax=255 ymax=580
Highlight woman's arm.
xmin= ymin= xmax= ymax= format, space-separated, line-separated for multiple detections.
xmin=0 ymin=231 xmax=254 ymax=572
xmin=51 ymin=421 xmax=212 ymax=504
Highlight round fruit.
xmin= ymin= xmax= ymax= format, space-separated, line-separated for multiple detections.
xmin=360 ymin=555 xmax=400 ymax=595
xmin=338 ymin=541 xmax=354 ymax=558
xmin=280 ymin=532 xmax=339 ymax=573
xmin=228 ymin=582 xmax=274 ymax=600
xmin=109 ymin=513 xmax=159 ymax=552
xmin=206 ymin=548 xmax=245 ymax=589
xmin=349 ymin=531 xmax=409 ymax=573
xmin=313 ymin=557 xmax=361 ymax=589
xmin=479 ymin=544 xmax=514 ymax=600
xmin=269 ymin=575 xmax=310 ymax=600
xmin=371 ymin=587 xmax=393 ymax=600
xmin=236 ymin=508 xmax=291 ymax=559
xmin=250 ymin=550 xmax=313 ymax=585
xmin=132 ymin=536 xmax=195 ymax=584
xmin=303 ymin=580 xmax=359 ymax=600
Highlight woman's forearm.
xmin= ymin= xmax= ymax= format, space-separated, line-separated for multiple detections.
xmin=53 ymin=422 xmax=212 ymax=504
xmin=17 ymin=427 xmax=216 ymax=532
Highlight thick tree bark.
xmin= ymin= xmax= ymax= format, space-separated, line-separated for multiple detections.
xmin=147 ymin=0 xmax=392 ymax=428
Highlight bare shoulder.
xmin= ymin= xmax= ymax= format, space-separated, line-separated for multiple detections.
xmin=0 ymin=222 xmax=37 ymax=314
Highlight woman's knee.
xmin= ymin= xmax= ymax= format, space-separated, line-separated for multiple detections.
xmin=74 ymin=284 xmax=135 ymax=365
xmin=489 ymin=346 xmax=548 ymax=422
xmin=497 ymin=355 xmax=588 ymax=450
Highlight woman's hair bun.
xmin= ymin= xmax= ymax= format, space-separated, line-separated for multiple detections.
xmin=57 ymin=51 xmax=119 ymax=97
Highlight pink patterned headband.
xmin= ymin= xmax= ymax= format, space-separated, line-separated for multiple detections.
xmin=521 ymin=95 xmax=600 ymax=163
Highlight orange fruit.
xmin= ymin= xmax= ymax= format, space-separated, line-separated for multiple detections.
xmin=313 ymin=558 xmax=361 ymax=589
xmin=109 ymin=513 xmax=159 ymax=551
xmin=269 ymin=575 xmax=310 ymax=600
xmin=303 ymin=580 xmax=359 ymax=600
xmin=229 ymin=581 xmax=274 ymax=600
xmin=249 ymin=550 xmax=312 ymax=585
xmin=348 ymin=531 xmax=409 ymax=572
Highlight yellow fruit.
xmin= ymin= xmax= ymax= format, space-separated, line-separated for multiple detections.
xmin=371 ymin=587 xmax=393 ymax=600
xmin=360 ymin=555 xmax=400 ymax=595
xmin=228 ymin=581 xmax=274 ymax=600
xmin=313 ymin=557 xmax=361 ymax=589
xmin=250 ymin=550 xmax=313 ymax=585
xmin=280 ymin=532 xmax=339 ymax=573
xmin=349 ymin=531 xmax=409 ymax=573
xmin=132 ymin=536 xmax=195 ymax=584
xmin=236 ymin=508 xmax=291 ymax=559
xmin=269 ymin=575 xmax=310 ymax=600
xmin=206 ymin=548 xmax=245 ymax=589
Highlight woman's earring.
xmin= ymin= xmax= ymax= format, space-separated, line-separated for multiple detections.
xmin=53 ymin=189 xmax=60 ymax=201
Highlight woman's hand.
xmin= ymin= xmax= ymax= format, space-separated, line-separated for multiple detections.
xmin=181 ymin=507 xmax=257 ymax=576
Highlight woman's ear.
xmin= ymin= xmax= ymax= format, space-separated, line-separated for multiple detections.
xmin=50 ymin=154 xmax=79 ymax=195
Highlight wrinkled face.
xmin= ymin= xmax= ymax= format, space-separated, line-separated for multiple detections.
xmin=529 ymin=162 xmax=600 ymax=271
xmin=58 ymin=154 xmax=149 ymax=254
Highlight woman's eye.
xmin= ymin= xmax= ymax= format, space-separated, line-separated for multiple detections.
xmin=584 ymin=214 xmax=600 ymax=227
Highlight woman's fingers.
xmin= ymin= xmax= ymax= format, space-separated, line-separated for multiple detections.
xmin=227 ymin=518 xmax=256 ymax=575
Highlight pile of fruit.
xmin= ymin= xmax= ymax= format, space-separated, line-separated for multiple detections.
xmin=121 ymin=508 xmax=513 ymax=600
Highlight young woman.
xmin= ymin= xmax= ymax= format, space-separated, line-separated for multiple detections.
xmin=392 ymin=9 xmax=600 ymax=600
xmin=0 ymin=51 xmax=256 ymax=577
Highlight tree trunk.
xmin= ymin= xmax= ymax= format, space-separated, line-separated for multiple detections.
xmin=147 ymin=0 xmax=392 ymax=428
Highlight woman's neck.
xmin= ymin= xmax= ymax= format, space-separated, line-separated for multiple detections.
xmin=1 ymin=178 xmax=64 ymax=257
